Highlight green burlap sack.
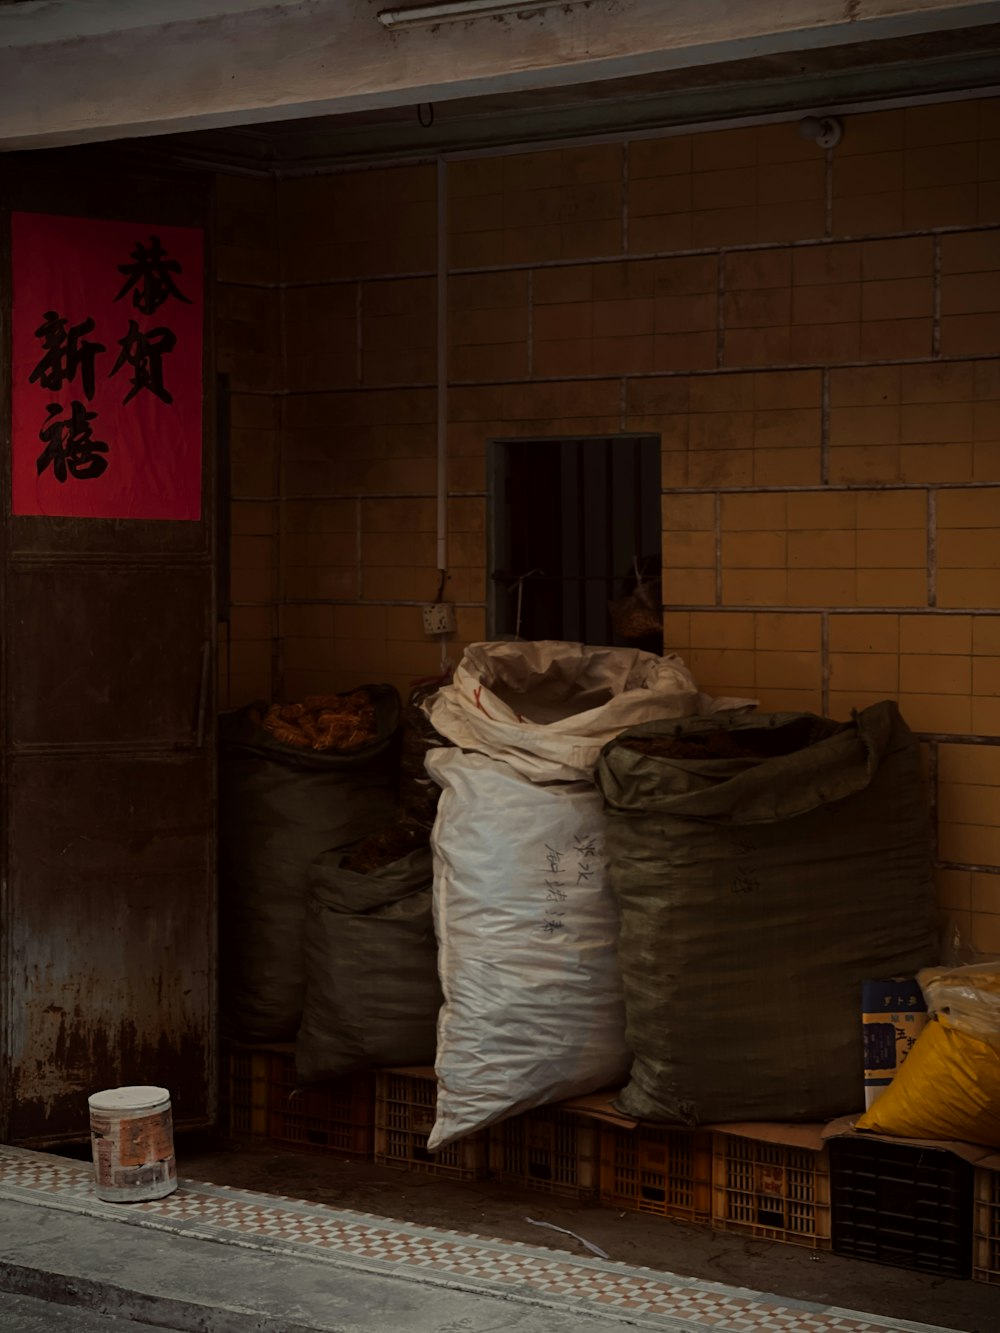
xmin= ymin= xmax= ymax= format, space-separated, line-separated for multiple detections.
xmin=219 ymin=685 xmax=400 ymax=1042
xmin=296 ymin=842 xmax=441 ymax=1080
xmin=596 ymin=701 xmax=935 ymax=1125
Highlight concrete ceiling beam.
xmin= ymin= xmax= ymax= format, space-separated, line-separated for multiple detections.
xmin=0 ymin=0 xmax=997 ymax=151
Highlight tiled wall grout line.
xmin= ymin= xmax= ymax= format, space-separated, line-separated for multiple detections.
xmin=355 ymin=283 xmax=364 ymax=386
xmin=232 ymin=222 xmax=999 ymax=290
xmin=619 ymin=378 xmax=627 ymax=430
xmin=621 ymin=141 xmax=629 ymax=256
xmin=247 ymin=492 xmax=485 ymax=502
xmin=198 ymin=598 xmax=1000 ymax=624
xmin=273 ymin=175 xmax=289 ymax=705
xmin=448 ymin=352 xmax=992 ymax=382
xmin=928 ymin=740 xmax=940 ymax=866
xmin=714 ymin=494 xmax=723 ymax=607
xmin=255 ymin=350 xmax=999 ymax=397
xmin=355 ymin=496 xmax=364 ymax=599
xmin=217 ymin=278 xmax=287 ymax=290
xmin=823 ymin=146 xmax=834 ymax=239
xmin=932 ymin=236 xmax=943 ymax=359
xmin=661 ymin=482 xmax=998 ymax=494
xmin=272 ymin=271 xmax=437 ymax=289
xmin=282 ymin=597 xmax=487 ymax=608
xmin=821 ymin=611 xmax=830 ymax=715
xmin=820 ymin=368 xmax=831 ymax=488
xmin=917 ymin=732 xmax=1000 ymax=745
xmin=252 ymin=485 xmax=1000 ymax=503
xmin=716 ymin=252 xmax=726 ymax=369
xmin=526 ymin=269 xmax=534 ymax=379
xmin=660 ymin=603 xmax=1000 ymax=616
xmin=927 ymin=489 xmax=938 ymax=609
xmin=444 ymin=221 xmax=1000 ymax=276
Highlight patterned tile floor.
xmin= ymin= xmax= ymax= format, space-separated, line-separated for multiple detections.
xmin=0 ymin=1146 xmax=961 ymax=1333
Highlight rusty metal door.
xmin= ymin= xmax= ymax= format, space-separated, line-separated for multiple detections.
xmin=0 ymin=160 xmax=216 ymax=1144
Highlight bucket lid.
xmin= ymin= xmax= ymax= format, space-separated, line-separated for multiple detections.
xmin=88 ymin=1085 xmax=170 ymax=1112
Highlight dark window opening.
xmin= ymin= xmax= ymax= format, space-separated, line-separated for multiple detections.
xmin=490 ymin=435 xmax=662 ymax=652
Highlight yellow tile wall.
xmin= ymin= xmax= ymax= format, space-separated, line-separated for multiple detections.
xmin=224 ymin=98 xmax=1000 ymax=946
xmin=215 ymin=173 xmax=281 ymax=709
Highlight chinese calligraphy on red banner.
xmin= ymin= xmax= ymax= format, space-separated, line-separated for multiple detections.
xmin=11 ymin=212 xmax=203 ymax=520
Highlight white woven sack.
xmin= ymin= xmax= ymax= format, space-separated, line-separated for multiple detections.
xmin=427 ymin=747 xmax=630 ymax=1150
xmin=425 ymin=639 xmax=752 ymax=783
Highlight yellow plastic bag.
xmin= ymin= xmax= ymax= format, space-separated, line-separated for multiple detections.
xmin=856 ymin=962 xmax=1000 ymax=1148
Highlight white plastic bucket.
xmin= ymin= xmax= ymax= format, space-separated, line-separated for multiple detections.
xmin=88 ymin=1085 xmax=177 ymax=1202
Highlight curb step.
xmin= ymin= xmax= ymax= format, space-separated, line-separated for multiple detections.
xmin=0 ymin=1261 xmax=327 ymax=1333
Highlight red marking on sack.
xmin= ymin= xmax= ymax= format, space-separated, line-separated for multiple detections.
xmin=473 ymin=686 xmax=494 ymax=718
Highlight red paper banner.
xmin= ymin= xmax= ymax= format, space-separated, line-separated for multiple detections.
xmin=11 ymin=211 xmax=203 ymax=520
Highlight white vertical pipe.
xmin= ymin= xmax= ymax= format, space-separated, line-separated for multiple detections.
xmin=436 ymin=157 xmax=448 ymax=577
xmin=436 ymin=157 xmax=449 ymax=670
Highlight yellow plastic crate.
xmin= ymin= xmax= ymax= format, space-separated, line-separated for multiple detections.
xmin=600 ymin=1124 xmax=713 ymax=1222
xmin=225 ymin=1045 xmax=271 ymax=1140
xmin=974 ymin=1165 xmax=1000 ymax=1285
xmin=713 ymin=1132 xmax=831 ymax=1250
xmin=226 ymin=1045 xmax=374 ymax=1157
xmin=491 ymin=1107 xmax=599 ymax=1200
xmin=269 ymin=1055 xmax=374 ymax=1156
xmin=375 ymin=1069 xmax=489 ymax=1180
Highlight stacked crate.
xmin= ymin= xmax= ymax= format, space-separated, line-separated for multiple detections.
xmin=226 ymin=1045 xmax=374 ymax=1157
xmin=712 ymin=1131 xmax=831 ymax=1250
xmin=226 ymin=1051 xmax=997 ymax=1283
xmin=829 ymin=1136 xmax=973 ymax=1278
xmin=600 ymin=1124 xmax=713 ymax=1223
xmin=974 ymin=1162 xmax=1000 ymax=1285
xmin=490 ymin=1106 xmax=599 ymax=1199
xmin=225 ymin=1043 xmax=271 ymax=1141
xmin=374 ymin=1067 xmax=489 ymax=1180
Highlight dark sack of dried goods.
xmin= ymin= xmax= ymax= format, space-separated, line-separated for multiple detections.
xmin=398 ymin=680 xmax=451 ymax=828
xmin=596 ymin=700 xmax=936 ymax=1125
xmin=219 ymin=685 xmax=400 ymax=1042
xmin=296 ymin=832 xmax=441 ymax=1080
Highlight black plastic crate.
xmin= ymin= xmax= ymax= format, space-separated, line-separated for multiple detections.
xmin=830 ymin=1136 xmax=974 ymax=1279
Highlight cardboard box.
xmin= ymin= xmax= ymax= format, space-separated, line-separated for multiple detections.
xmin=557 ymin=1088 xmax=638 ymax=1130
xmin=862 ymin=977 xmax=928 ymax=1109
xmin=822 ymin=1113 xmax=993 ymax=1166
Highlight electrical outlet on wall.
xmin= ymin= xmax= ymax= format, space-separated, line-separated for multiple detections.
xmin=422 ymin=602 xmax=456 ymax=635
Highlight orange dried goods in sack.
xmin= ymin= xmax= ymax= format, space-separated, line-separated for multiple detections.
xmin=261 ymin=689 xmax=377 ymax=752
xmin=264 ymin=720 xmax=308 ymax=747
